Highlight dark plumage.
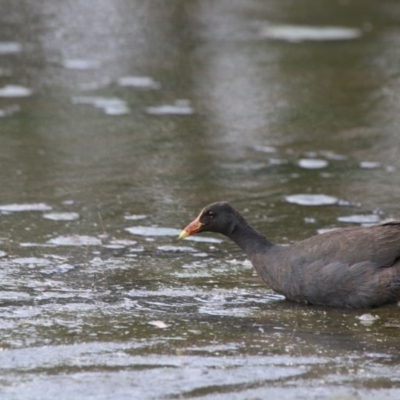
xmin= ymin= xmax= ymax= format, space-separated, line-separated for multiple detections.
xmin=179 ymin=202 xmax=400 ymax=308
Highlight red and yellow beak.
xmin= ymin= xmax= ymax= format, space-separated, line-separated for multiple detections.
xmin=179 ymin=216 xmax=203 ymax=239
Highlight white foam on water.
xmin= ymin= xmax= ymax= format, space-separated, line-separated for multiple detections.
xmin=298 ymin=159 xmax=328 ymax=169
xmin=337 ymin=214 xmax=380 ymax=224
xmin=43 ymin=212 xmax=79 ymax=221
xmin=317 ymin=227 xmax=340 ymax=234
xmin=320 ymin=151 xmax=348 ymax=160
xmin=41 ymin=263 xmax=76 ymax=274
xmin=148 ymin=320 xmax=169 ymax=328
xmin=261 ymin=24 xmax=362 ymax=42
xmin=0 ymin=42 xmax=22 ymax=54
xmin=360 ymin=161 xmax=381 ymax=169
xmin=125 ymin=226 xmax=181 ymax=237
xmin=109 ymin=239 xmax=137 ymax=246
xmin=0 ymin=104 xmax=20 ymax=117
xmin=117 ymin=76 xmax=161 ymax=89
xmin=128 ymin=247 xmax=145 ymax=252
xmin=285 ymin=194 xmax=338 ymax=206
xmin=186 ymin=236 xmax=223 ymax=244
xmin=63 ymin=59 xmax=101 ymax=70
xmin=357 ymin=313 xmax=380 ymax=326
xmin=0 ymin=67 xmax=12 ymax=77
xmin=72 ymin=96 xmax=129 ymax=116
xmin=79 ymin=78 xmax=112 ymax=91
xmin=124 ymin=214 xmax=147 ymax=221
xmin=253 ymin=145 xmax=277 ymax=153
xmin=0 ymin=203 xmax=52 ymax=212
xmin=146 ymin=99 xmax=194 ymax=115
xmin=47 ymin=235 xmax=102 ymax=246
xmin=157 ymin=245 xmax=197 ymax=253
xmin=304 ymin=217 xmax=317 ymax=224
xmin=13 ymin=257 xmax=52 ymax=265
xmin=268 ymin=158 xmax=286 ymax=165
xmin=0 ymin=85 xmax=32 ymax=97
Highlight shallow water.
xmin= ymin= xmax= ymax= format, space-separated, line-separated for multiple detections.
xmin=1 ymin=0 xmax=400 ymax=398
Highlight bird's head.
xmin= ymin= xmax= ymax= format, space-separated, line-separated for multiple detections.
xmin=179 ymin=202 xmax=238 ymax=239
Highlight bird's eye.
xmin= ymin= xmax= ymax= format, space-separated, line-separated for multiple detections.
xmin=206 ymin=210 xmax=215 ymax=218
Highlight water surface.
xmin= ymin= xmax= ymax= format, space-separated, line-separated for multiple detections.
xmin=1 ymin=0 xmax=400 ymax=398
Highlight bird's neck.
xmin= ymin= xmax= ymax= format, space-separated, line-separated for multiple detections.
xmin=225 ymin=217 xmax=274 ymax=256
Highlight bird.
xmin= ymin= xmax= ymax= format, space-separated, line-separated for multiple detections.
xmin=179 ymin=201 xmax=400 ymax=308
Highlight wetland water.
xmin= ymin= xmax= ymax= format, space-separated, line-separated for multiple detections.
xmin=1 ymin=0 xmax=400 ymax=398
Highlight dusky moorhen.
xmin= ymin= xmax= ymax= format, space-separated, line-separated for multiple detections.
xmin=179 ymin=202 xmax=400 ymax=308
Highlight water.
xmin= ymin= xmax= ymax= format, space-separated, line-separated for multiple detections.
xmin=1 ymin=0 xmax=400 ymax=398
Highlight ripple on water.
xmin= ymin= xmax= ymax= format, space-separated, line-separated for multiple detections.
xmin=285 ymin=194 xmax=338 ymax=206
xmin=260 ymin=24 xmax=362 ymax=42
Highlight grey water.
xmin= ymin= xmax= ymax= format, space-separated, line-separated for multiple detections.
xmin=1 ymin=0 xmax=400 ymax=399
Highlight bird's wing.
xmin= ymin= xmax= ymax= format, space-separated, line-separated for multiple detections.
xmin=290 ymin=221 xmax=400 ymax=268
